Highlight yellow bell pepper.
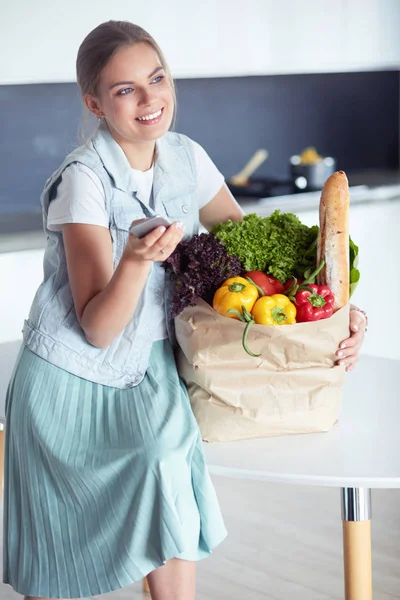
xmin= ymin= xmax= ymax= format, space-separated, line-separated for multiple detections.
xmin=252 ymin=294 xmax=296 ymax=326
xmin=213 ymin=276 xmax=259 ymax=320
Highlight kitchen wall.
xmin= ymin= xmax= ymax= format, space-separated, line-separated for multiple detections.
xmin=1 ymin=0 xmax=399 ymax=83
xmin=1 ymin=70 xmax=398 ymax=218
xmin=1 ymin=0 xmax=399 ymax=217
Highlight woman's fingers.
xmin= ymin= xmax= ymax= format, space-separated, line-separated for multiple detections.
xmin=147 ymin=221 xmax=185 ymax=259
xmin=337 ymin=344 xmax=357 ymax=359
xmin=336 ymin=336 xmax=359 ymax=369
xmin=337 ymin=312 xmax=366 ymax=353
xmin=341 ymin=354 xmax=359 ymax=371
xmin=335 ymin=310 xmax=367 ymax=372
xmin=127 ymin=221 xmax=185 ymax=261
xmin=337 ymin=317 xmax=366 ymax=371
xmin=338 ymin=352 xmax=358 ymax=370
xmin=336 ymin=333 xmax=364 ymax=370
xmin=339 ymin=352 xmax=359 ymax=371
xmin=141 ymin=225 xmax=169 ymax=247
xmin=336 ymin=331 xmax=363 ymax=354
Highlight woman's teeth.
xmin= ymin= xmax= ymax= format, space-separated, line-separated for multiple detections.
xmin=137 ymin=109 xmax=162 ymax=121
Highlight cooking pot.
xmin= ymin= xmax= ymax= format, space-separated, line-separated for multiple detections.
xmin=290 ymin=154 xmax=336 ymax=192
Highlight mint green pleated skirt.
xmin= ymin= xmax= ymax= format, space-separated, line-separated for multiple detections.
xmin=2 ymin=340 xmax=227 ymax=599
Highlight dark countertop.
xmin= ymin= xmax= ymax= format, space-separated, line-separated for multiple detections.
xmin=344 ymin=168 xmax=400 ymax=187
xmin=0 ymin=209 xmax=43 ymax=234
xmin=1 ymin=168 xmax=400 ymax=254
xmin=234 ymin=168 xmax=400 ymax=217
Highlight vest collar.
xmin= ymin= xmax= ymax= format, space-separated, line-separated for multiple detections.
xmin=91 ymin=121 xmax=179 ymax=194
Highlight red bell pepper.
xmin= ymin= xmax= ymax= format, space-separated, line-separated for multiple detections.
xmin=295 ymin=284 xmax=334 ymax=322
xmin=284 ymin=277 xmax=303 ymax=293
xmin=246 ymin=271 xmax=284 ymax=296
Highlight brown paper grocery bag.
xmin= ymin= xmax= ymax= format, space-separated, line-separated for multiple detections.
xmin=175 ymin=299 xmax=350 ymax=442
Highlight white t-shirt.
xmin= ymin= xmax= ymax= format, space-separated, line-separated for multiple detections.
xmin=47 ymin=139 xmax=225 ymax=342
xmin=47 ymin=140 xmax=225 ymax=231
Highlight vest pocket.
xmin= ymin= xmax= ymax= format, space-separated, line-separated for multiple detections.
xmin=162 ymin=195 xmax=193 ymax=220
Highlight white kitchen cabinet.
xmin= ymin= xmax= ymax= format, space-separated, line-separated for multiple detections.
xmin=1 ymin=0 xmax=399 ymax=85
xmin=242 ymin=0 xmax=400 ymax=76
xmin=243 ymin=0 xmax=347 ymax=76
xmin=212 ymin=0 xmax=346 ymax=76
xmin=343 ymin=0 xmax=400 ymax=70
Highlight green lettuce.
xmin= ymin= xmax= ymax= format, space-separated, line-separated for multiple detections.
xmin=349 ymin=237 xmax=360 ymax=297
xmin=212 ymin=211 xmax=360 ymax=295
xmin=212 ymin=211 xmax=318 ymax=283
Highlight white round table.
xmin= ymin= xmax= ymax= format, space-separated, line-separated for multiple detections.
xmin=204 ymin=354 xmax=400 ymax=600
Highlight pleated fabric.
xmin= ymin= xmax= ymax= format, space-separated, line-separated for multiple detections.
xmin=3 ymin=340 xmax=227 ymax=599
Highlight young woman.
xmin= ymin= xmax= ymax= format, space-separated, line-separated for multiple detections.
xmin=3 ymin=20 xmax=367 ymax=600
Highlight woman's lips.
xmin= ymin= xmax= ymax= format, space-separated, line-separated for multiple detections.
xmin=136 ymin=107 xmax=164 ymax=125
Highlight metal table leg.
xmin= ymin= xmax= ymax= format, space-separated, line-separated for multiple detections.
xmin=341 ymin=488 xmax=373 ymax=600
xmin=143 ymin=577 xmax=151 ymax=594
xmin=0 ymin=421 xmax=5 ymax=502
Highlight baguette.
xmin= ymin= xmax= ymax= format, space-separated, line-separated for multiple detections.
xmin=317 ymin=171 xmax=350 ymax=310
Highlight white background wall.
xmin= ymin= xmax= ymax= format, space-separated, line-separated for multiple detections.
xmin=1 ymin=0 xmax=399 ymax=85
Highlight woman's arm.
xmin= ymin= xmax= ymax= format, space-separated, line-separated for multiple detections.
xmin=199 ymin=183 xmax=244 ymax=230
xmin=62 ymin=220 xmax=184 ymax=349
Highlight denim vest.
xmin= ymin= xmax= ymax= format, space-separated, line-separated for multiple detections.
xmin=23 ymin=122 xmax=199 ymax=388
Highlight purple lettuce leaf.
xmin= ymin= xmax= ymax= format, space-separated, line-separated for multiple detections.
xmin=164 ymin=232 xmax=244 ymax=317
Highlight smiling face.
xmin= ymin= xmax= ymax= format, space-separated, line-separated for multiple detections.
xmin=85 ymin=42 xmax=174 ymax=152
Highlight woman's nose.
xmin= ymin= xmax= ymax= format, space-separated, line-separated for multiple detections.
xmin=137 ymin=87 xmax=152 ymax=106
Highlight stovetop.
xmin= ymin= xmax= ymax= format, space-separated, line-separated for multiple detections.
xmin=227 ymin=177 xmax=299 ymax=199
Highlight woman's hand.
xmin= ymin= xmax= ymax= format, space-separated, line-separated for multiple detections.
xmin=336 ymin=309 xmax=367 ymax=372
xmin=124 ymin=219 xmax=185 ymax=262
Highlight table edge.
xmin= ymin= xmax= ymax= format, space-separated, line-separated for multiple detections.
xmin=208 ymin=465 xmax=400 ymax=489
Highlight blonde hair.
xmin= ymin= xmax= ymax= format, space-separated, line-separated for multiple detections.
xmin=76 ymin=20 xmax=177 ymax=139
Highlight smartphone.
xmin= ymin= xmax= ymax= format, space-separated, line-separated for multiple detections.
xmin=129 ymin=215 xmax=172 ymax=239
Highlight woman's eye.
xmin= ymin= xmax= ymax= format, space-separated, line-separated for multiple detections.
xmin=151 ymin=75 xmax=164 ymax=84
xmin=117 ymin=87 xmax=134 ymax=96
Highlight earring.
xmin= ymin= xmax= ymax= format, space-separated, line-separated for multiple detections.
xmin=97 ymin=113 xmax=104 ymax=121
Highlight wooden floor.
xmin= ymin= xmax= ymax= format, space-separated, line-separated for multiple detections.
xmin=1 ymin=477 xmax=399 ymax=599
